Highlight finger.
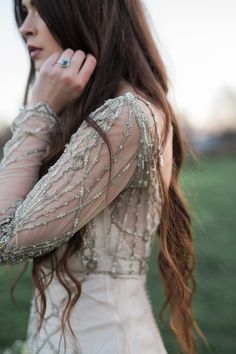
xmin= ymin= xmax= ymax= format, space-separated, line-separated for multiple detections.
xmin=41 ymin=52 xmax=61 ymax=71
xmin=70 ymin=50 xmax=86 ymax=73
xmin=77 ymin=54 xmax=97 ymax=88
xmin=55 ymin=49 xmax=74 ymax=68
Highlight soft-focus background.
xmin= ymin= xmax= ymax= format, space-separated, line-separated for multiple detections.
xmin=0 ymin=0 xmax=235 ymax=353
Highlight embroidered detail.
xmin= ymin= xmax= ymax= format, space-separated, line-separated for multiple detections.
xmin=0 ymin=91 xmax=164 ymax=274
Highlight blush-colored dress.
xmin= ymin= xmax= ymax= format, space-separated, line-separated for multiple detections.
xmin=0 ymin=91 xmax=168 ymax=353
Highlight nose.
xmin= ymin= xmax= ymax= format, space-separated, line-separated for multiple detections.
xmin=19 ymin=15 xmax=37 ymax=40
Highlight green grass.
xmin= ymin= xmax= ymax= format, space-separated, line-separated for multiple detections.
xmin=147 ymin=156 xmax=236 ymax=353
xmin=0 ymin=156 xmax=235 ymax=353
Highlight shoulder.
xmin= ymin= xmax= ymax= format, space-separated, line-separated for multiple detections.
xmin=88 ymin=91 xmax=165 ymax=138
xmin=90 ymin=91 xmax=166 ymax=166
xmin=127 ymin=92 xmax=166 ymax=142
xmin=87 ymin=92 xmax=166 ymax=161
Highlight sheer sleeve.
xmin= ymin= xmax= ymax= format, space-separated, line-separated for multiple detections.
xmin=0 ymin=94 xmax=156 ymax=265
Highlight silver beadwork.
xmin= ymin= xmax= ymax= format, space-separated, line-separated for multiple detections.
xmin=0 ymin=91 xmax=164 ymax=278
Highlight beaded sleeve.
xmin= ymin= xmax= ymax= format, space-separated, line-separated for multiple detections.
xmin=0 ymin=92 xmax=161 ymax=265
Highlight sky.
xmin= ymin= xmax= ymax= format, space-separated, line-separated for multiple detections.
xmin=0 ymin=0 xmax=236 ymax=129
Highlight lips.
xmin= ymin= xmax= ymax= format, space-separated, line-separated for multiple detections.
xmin=27 ymin=45 xmax=43 ymax=59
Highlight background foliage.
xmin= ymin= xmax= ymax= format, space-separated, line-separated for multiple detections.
xmin=0 ymin=156 xmax=235 ymax=353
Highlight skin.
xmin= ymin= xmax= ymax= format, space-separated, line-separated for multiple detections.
xmin=20 ymin=0 xmax=97 ymax=113
xmin=20 ymin=1 xmax=172 ymax=188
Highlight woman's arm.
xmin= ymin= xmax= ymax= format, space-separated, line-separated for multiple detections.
xmin=0 ymin=95 xmax=158 ymax=265
xmin=0 ymin=102 xmax=59 ymax=223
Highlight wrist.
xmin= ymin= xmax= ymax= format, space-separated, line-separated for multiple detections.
xmin=20 ymin=101 xmax=60 ymax=124
xmin=28 ymin=96 xmax=61 ymax=114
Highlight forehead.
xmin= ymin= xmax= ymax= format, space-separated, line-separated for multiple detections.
xmin=21 ymin=0 xmax=34 ymax=6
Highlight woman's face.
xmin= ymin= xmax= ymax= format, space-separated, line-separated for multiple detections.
xmin=19 ymin=0 xmax=63 ymax=71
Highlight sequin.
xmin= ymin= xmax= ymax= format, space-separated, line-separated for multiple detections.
xmin=0 ymin=91 xmax=164 ymax=279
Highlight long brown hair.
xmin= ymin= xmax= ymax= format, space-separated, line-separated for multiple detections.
xmin=12 ymin=0 xmax=208 ymax=353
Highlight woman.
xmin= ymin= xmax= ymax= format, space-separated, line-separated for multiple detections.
xmin=0 ymin=0 xmax=207 ymax=353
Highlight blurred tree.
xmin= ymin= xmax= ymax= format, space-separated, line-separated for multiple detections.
xmin=209 ymin=86 xmax=236 ymax=132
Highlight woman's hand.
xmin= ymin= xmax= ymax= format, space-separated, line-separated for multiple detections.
xmin=29 ymin=49 xmax=97 ymax=113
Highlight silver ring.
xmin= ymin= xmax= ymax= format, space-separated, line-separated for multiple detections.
xmin=57 ymin=57 xmax=71 ymax=68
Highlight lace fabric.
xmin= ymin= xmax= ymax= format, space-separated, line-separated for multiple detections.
xmin=0 ymin=91 xmax=166 ymax=278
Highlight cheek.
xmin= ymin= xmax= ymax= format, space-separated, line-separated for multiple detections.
xmin=43 ymin=30 xmax=63 ymax=53
xmin=39 ymin=20 xmax=63 ymax=53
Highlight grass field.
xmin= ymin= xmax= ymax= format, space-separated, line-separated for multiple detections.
xmin=0 ymin=155 xmax=235 ymax=353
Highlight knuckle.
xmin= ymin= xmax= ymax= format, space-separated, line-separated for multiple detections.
xmin=78 ymin=50 xmax=86 ymax=56
xmin=62 ymin=48 xmax=74 ymax=57
xmin=75 ymin=50 xmax=86 ymax=60
xmin=76 ymin=80 xmax=84 ymax=90
xmin=87 ymin=55 xmax=97 ymax=65
xmin=61 ymin=74 xmax=70 ymax=83
xmin=87 ymin=56 xmax=97 ymax=72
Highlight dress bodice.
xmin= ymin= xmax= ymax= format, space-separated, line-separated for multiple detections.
xmin=0 ymin=91 xmax=164 ymax=280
